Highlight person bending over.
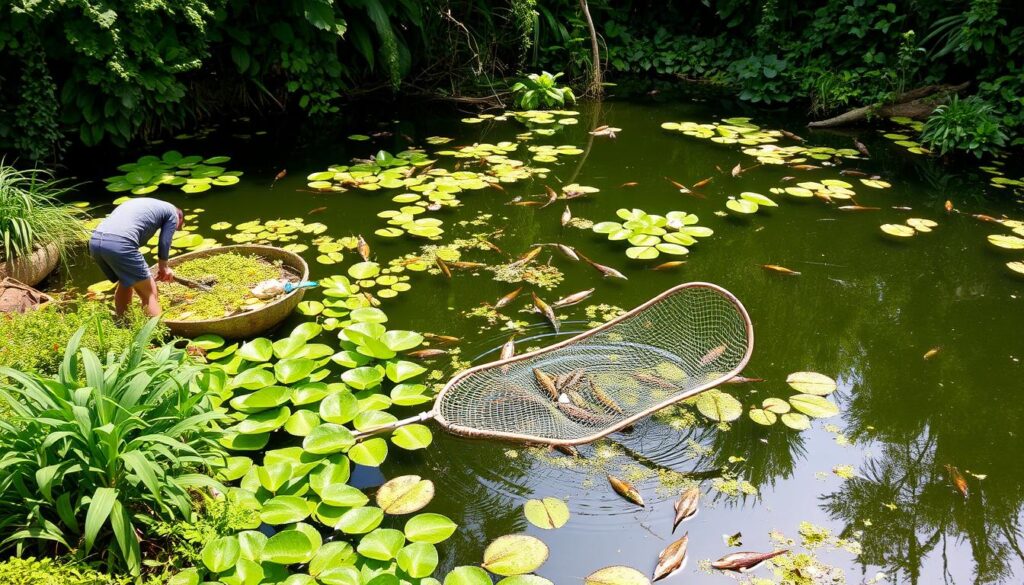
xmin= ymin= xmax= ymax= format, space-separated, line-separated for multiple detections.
xmin=89 ymin=197 xmax=183 ymax=317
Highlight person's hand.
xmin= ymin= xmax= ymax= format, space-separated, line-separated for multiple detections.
xmin=156 ymin=264 xmax=174 ymax=283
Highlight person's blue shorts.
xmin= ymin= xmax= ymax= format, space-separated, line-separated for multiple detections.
xmin=89 ymin=232 xmax=151 ymax=287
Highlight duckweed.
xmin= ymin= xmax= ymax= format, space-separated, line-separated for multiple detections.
xmin=159 ymin=253 xmax=282 ymax=321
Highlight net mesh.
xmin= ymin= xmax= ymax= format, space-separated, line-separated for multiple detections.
xmin=436 ymin=283 xmax=752 ymax=444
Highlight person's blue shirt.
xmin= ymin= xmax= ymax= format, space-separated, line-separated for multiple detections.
xmin=94 ymin=198 xmax=178 ymax=260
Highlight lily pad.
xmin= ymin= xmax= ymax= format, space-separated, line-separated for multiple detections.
xmin=262 ymin=530 xmax=315 ymax=565
xmin=584 ymin=566 xmax=651 ymax=585
xmin=482 ymin=534 xmax=549 ymax=576
xmin=444 ymin=567 xmax=492 ymax=585
xmin=785 ymin=372 xmax=837 ymax=395
xmin=358 ymin=528 xmax=406 ymax=561
xmin=881 ymin=224 xmax=915 ymax=237
xmin=789 ymin=394 xmax=839 ymax=418
xmin=781 ymin=412 xmax=811 ymax=430
xmin=748 ymin=408 xmax=777 ymax=425
xmin=392 ymin=424 xmax=433 ymax=450
xmin=377 ymin=475 xmax=435 ymax=514
xmin=349 ymin=437 xmax=388 ymax=466
xmin=693 ymin=390 xmax=742 ymax=422
xmin=405 ymin=513 xmax=458 ymax=544
xmin=523 ymin=497 xmax=570 ymax=529
xmin=397 ymin=542 xmax=439 ymax=578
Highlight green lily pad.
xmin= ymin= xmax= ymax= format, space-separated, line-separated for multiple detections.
xmin=392 ymin=424 xmax=433 ymax=450
xmin=357 ymin=528 xmax=406 ymax=561
xmin=523 ymin=498 xmax=569 ymax=529
xmin=397 ymin=542 xmax=439 ymax=578
xmin=337 ymin=506 xmax=384 ymax=534
xmin=785 ymin=371 xmax=837 ymax=395
xmin=349 ymin=437 xmax=388 ymax=467
xmin=584 ymin=566 xmax=650 ymax=585
xmin=404 ymin=513 xmax=458 ymax=544
xmin=789 ymin=394 xmax=839 ymax=418
xmin=693 ymin=390 xmax=742 ymax=422
xmin=482 ymin=534 xmax=549 ymax=576
xmin=262 ymin=530 xmax=315 ymax=565
xmin=444 ymin=566 xmax=492 ymax=585
xmin=377 ymin=475 xmax=435 ymax=514
xmin=303 ymin=424 xmax=355 ymax=454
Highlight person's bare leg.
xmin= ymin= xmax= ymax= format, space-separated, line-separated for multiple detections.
xmin=113 ymin=283 xmax=133 ymax=318
xmin=132 ymin=277 xmax=162 ymax=317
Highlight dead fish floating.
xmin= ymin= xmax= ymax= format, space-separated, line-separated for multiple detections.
xmin=672 ymin=487 xmax=700 ymax=532
xmin=495 ymin=287 xmax=523 ymax=309
xmin=761 ymin=264 xmax=801 ymax=276
xmin=653 ymin=534 xmax=689 ymax=582
xmin=711 ymin=550 xmax=788 ymax=572
xmin=357 ymin=234 xmax=371 ymax=261
xmin=946 ymin=464 xmax=969 ymax=498
xmin=551 ymin=288 xmax=595 ymax=309
xmin=407 ymin=349 xmax=447 ymax=359
xmin=532 ymin=292 xmax=560 ymax=333
xmin=561 ymin=205 xmax=572 ymax=226
xmin=608 ymin=474 xmax=644 ymax=506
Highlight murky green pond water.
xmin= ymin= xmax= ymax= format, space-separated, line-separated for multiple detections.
xmin=63 ymin=93 xmax=1024 ymax=584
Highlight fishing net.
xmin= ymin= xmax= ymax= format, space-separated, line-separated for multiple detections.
xmin=432 ymin=283 xmax=752 ymax=445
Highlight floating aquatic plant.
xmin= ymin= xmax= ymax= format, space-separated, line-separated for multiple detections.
xmin=726 ymin=191 xmax=778 ymax=214
xmin=104 ymin=151 xmax=241 ymax=194
xmin=593 ymin=208 xmax=713 ymax=260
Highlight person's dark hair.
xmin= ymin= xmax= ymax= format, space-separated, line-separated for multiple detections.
xmin=176 ymin=207 xmax=184 ymax=228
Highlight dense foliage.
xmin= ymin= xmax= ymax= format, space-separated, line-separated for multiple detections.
xmin=3 ymin=1 xmax=1020 ymax=158
xmin=0 ymin=299 xmax=157 ymax=378
xmin=0 ymin=320 xmax=226 ymax=575
xmin=0 ymin=557 xmax=128 ymax=585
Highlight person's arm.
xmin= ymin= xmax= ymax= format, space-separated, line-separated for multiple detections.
xmin=155 ymin=211 xmax=177 ymax=281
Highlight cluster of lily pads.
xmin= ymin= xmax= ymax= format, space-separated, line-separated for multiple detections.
xmin=306 ymin=150 xmax=433 ymax=192
xmin=662 ymin=118 xmax=861 ymax=166
xmin=881 ymin=117 xmax=931 ymax=155
xmin=104 ymin=151 xmax=241 ymax=194
xmin=881 ymin=218 xmax=939 ymax=238
xmin=593 ymin=208 xmax=713 ymax=260
xmin=725 ymin=192 xmax=778 ymax=215
xmin=986 ymin=218 xmax=1024 ymax=276
xmin=527 ymin=144 xmax=584 ymax=162
xmin=979 ymin=159 xmax=1024 ymax=191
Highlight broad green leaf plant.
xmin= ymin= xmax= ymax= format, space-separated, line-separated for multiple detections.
xmin=0 ymin=319 xmax=227 ymax=575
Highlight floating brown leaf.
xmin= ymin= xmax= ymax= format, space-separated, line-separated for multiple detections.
xmin=711 ymin=550 xmax=788 ymax=572
xmin=672 ymin=487 xmax=699 ymax=531
xmin=653 ymin=534 xmax=688 ymax=581
xmin=608 ymin=474 xmax=644 ymax=506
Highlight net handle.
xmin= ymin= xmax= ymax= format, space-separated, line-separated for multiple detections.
xmin=352 ymin=409 xmax=438 ymax=440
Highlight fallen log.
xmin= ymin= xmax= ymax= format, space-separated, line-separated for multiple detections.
xmin=807 ymin=82 xmax=970 ymax=128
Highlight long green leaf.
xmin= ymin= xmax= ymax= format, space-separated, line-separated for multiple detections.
xmin=83 ymin=487 xmax=117 ymax=554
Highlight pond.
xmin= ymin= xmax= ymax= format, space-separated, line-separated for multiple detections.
xmin=64 ymin=91 xmax=1024 ymax=584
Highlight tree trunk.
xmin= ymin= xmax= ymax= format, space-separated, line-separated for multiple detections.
xmin=807 ymin=82 xmax=969 ymax=128
xmin=578 ymin=0 xmax=602 ymax=97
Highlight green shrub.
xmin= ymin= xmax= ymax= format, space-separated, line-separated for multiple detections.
xmin=0 ymin=556 xmax=128 ymax=585
xmin=0 ymin=320 xmax=227 ymax=576
xmin=510 ymin=71 xmax=576 ymax=109
xmin=921 ymin=95 xmax=1008 ymax=157
xmin=0 ymin=300 xmax=157 ymax=379
xmin=0 ymin=163 xmax=86 ymax=263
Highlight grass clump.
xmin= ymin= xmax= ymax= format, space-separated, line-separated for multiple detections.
xmin=0 ymin=556 xmax=128 ymax=585
xmin=159 ymin=252 xmax=281 ymax=321
xmin=0 ymin=162 xmax=87 ymax=263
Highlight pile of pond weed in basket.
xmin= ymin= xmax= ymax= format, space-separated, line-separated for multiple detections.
xmin=159 ymin=253 xmax=283 ymax=321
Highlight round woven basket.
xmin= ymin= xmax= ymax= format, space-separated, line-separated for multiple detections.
xmin=0 ymin=243 xmax=59 ymax=287
xmin=157 ymin=245 xmax=309 ymax=339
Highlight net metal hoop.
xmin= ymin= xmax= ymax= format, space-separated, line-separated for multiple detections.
xmin=432 ymin=282 xmax=754 ymax=446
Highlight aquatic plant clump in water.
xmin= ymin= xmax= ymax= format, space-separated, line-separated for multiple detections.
xmin=159 ymin=253 xmax=283 ymax=321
